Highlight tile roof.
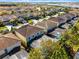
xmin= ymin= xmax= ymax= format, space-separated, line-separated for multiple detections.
xmin=4 ymin=32 xmax=20 ymax=41
xmin=0 ymin=36 xmax=19 ymax=51
xmin=15 ymin=25 xmax=43 ymax=38
xmin=59 ymin=13 xmax=75 ymax=21
xmin=59 ymin=15 xmax=68 ymax=22
xmin=49 ymin=17 xmax=66 ymax=24
xmin=64 ymin=13 xmax=75 ymax=19
xmin=35 ymin=20 xmax=58 ymax=29
xmin=49 ymin=13 xmax=75 ymax=24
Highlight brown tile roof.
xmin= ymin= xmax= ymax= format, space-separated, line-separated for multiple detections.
xmin=49 ymin=17 xmax=66 ymax=24
xmin=35 ymin=20 xmax=58 ymax=29
xmin=4 ymin=33 xmax=20 ymax=41
xmin=0 ymin=36 xmax=19 ymax=51
xmin=15 ymin=25 xmax=43 ymax=38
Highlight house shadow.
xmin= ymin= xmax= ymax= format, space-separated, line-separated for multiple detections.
xmin=25 ymin=34 xmax=44 ymax=52
xmin=46 ymin=33 xmax=56 ymax=38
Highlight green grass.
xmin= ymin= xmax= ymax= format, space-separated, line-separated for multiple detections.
xmin=0 ymin=26 xmax=8 ymax=32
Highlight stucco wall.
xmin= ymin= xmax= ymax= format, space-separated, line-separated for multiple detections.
xmin=6 ymin=41 xmax=20 ymax=53
xmin=15 ymin=31 xmax=27 ymax=47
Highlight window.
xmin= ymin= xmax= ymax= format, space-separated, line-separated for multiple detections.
xmin=37 ymin=32 xmax=39 ymax=35
xmin=41 ymin=31 xmax=44 ymax=34
xmin=32 ymin=35 xmax=35 ymax=38
xmin=28 ymin=37 xmax=31 ymax=40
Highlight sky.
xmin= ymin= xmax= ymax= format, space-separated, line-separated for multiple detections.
xmin=0 ymin=0 xmax=79 ymax=2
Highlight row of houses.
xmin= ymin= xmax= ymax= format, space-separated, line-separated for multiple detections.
xmin=13 ymin=13 xmax=78 ymax=47
xmin=0 ymin=13 xmax=78 ymax=58
xmin=0 ymin=10 xmax=78 ymax=34
xmin=35 ymin=13 xmax=77 ymax=32
xmin=0 ymin=14 xmax=27 ymax=24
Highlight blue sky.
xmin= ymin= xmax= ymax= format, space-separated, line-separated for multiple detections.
xmin=0 ymin=0 xmax=79 ymax=2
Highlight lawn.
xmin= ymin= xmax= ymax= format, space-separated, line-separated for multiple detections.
xmin=0 ymin=26 xmax=8 ymax=32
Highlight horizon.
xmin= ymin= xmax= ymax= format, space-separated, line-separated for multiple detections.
xmin=0 ymin=0 xmax=79 ymax=2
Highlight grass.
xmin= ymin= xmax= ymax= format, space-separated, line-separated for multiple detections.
xmin=0 ymin=26 xmax=8 ymax=32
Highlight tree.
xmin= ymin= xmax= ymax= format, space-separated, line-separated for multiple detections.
xmin=28 ymin=39 xmax=70 ymax=59
xmin=41 ymin=40 xmax=70 ymax=59
xmin=60 ymin=20 xmax=79 ymax=58
xmin=9 ymin=18 xmax=18 ymax=26
xmin=28 ymin=48 xmax=44 ymax=59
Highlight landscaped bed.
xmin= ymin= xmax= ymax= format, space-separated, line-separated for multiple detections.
xmin=0 ymin=26 xmax=9 ymax=33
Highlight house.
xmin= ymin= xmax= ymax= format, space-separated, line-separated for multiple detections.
xmin=0 ymin=15 xmax=17 ymax=25
xmin=18 ymin=16 xmax=27 ymax=24
xmin=68 ymin=19 xmax=77 ymax=25
xmin=14 ymin=25 xmax=44 ymax=47
xmin=60 ymin=13 xmax=76 ymax=23
xmin=69 ymin=10 xmax=79 ymax=17
xmin=63 ymin=13 xmax=76 ymax=22
xmin=48 ymin=28 xmax=66 ymax=39
xmin=35 ymin=20 xmax=58 ymax=33
xmin=4 ymin=32 xmax=20 ymax=41
xmin=68 ymin=13 xmax=76 ymax=19
xmin=0 ymin=15 xmax=17 ymax=22
xmin=60 ymin=23 xmax=71 ymax=29
xmin=0 ymin=36 xmax=20 ymax=59
xmin=49 ymin=17 xmax=66 ymax=26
